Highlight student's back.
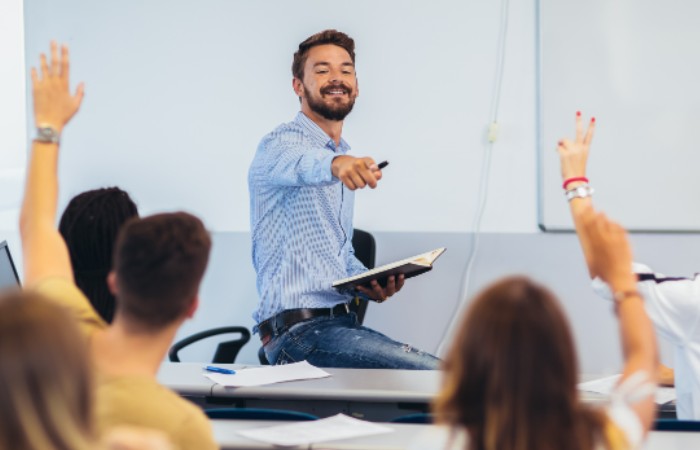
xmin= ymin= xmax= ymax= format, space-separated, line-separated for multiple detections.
xmin=20 ymin=42 xmax=216 ymax=450
xmin=434 ymin=212 xmax=658 ymax=450
xmin=0 ymin=293 xmax=93 ymax=450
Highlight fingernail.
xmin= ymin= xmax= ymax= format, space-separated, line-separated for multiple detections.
xmin=576 ymin=111 xmax=581 ymax=117
xmin=591 ymin=117 xmax=596 ymax=123
xmin=558 ymin=140 xmax=563 ymax=146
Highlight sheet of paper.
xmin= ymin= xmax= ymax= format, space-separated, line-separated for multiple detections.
xmin=204 ymin=360 xmax=331 ymax=387
xmin=236 ymin=413 xmax=394 ymax=446
xmin=578 ymin=374 xmax=676 ymax=405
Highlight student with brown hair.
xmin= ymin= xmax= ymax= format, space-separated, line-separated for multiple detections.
xmin=20 ymin=42 xmax=216 ymax=450
xmin=433 ymin=212 xmax=658 ymax=448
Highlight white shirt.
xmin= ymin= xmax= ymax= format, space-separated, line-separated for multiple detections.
xmin=593 ymin=262 xmax=700 ymax=419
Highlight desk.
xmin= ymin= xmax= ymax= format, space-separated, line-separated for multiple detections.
xmin=211 ymin=420 xmax=430 ymax=450
xmin=157 ymin=364 xmax=675 ymax=421
xmin=158 ymin=363 xmax=439 ymax=421
xmin=211 ymin=420 xmax=700 ymax=450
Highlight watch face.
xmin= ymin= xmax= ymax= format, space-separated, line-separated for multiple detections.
xmin=566 ymin=185 xmax=592 ymax=201
xmin=37 ymin=127 xmax=59 ymax=143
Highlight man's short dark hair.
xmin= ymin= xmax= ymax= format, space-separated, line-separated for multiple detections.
xmin=113 ymin=212 xmax=211 ymax=331
xmin=292 ymin=29 xmax=355 ymax=80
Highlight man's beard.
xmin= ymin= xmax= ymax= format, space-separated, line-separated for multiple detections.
xmin=304 ymin=83 xmax=356 ymax=121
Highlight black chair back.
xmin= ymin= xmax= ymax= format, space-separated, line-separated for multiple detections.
xmin=169 ymin=326 xmax=251 ymax=363
xmin=654 ymin=419 xmax=700 ymax=431
xmin=348 ymin=229 xmax=376 ymax=324
xmin=205 ymin=407 xmax=318 ymax=421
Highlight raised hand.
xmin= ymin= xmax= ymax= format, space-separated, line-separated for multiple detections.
xmin=583 ymin=212 xmax=635 ymax=289
xmin=556 ymin=111 xmax=596 ymax=183
xmin=31 ymin=41 xmax=85 ymax=133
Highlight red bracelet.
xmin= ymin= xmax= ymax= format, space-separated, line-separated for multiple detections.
xmin=563 ymin=177 xmax=589 ymax=190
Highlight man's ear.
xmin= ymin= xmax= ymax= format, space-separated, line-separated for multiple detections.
xmin=107 ymin=271 xmax=118 ymax=295
xmin=185 ymin=295 xmax=199 ymax=319
xmin=292 ymin=77 xmax=304 ymax=98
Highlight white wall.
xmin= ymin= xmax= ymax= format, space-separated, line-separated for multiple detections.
xmin=0 ymin=0 xmax=26 ymax=232
xmin=4 ymin=1 xmax=681 ymax=373
xmin=21 ymin=0 xmax=539 ymax=234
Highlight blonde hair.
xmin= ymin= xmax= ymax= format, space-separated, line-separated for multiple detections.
xmin=0 ymin=291 xmax=94 ymax=450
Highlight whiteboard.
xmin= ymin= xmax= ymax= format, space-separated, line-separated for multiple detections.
xmin=538 ymin=0 xmax=700 ymax=231
xmin=23 ymin=0 xmax=512 ymax=233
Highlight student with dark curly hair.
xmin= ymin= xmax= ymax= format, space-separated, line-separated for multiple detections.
xmin=60 ymin=187 xmax=138 ymax=323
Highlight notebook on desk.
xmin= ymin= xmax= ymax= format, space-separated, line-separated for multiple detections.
xmin=0 ymin=241 xmax=21 ymax=289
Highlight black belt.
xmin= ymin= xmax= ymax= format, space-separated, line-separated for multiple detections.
xmin=258 ymin=303 xmax=351 ymax=346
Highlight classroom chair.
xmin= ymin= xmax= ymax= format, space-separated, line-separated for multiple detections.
xmin=653 ymin=419 xmax=700 ymax=431
xmin=390 ymin=413 xmax=435 ymax=424
xmin=205 ymin=407 xmax=319 ymax=421
xmin=169 ymin=326 xmax=251 ymax=363
xmin=347 ymin=228 xmax=377 ymax=325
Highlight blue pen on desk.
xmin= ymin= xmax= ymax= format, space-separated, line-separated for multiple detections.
xmin=204 ymin=365 xmax=236 ymax=375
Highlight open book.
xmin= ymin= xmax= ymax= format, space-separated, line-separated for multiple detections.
xmin=332 ymin=248 xmax=446 ymax=293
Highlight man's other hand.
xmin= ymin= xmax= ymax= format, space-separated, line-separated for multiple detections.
xmin=356 ymin=274 xmax=405 ymax=303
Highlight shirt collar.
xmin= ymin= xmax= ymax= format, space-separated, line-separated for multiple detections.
xmin=294 ymin=111 xmax=351 ymax=153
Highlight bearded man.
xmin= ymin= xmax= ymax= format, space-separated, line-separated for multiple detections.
xmin=248 ymin=30 xmax=439 ymax=369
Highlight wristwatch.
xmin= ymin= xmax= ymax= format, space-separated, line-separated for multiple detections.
xmin=565 ymin=184 xmax=594 ymax=202
xmin=35 ymin=126 xmax=61 ymax=144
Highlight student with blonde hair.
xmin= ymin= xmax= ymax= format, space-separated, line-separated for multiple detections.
xmin=0 ymin=293 xmax=172 ymax=450
xmin=0 ymin=293 xmax=93 ymax=450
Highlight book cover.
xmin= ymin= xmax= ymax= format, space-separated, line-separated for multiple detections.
xmin=332 ymin=247 xmax=446 ymax=292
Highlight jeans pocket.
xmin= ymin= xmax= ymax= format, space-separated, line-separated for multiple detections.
xmin=275 ymin=349 xmax=298 ymax=365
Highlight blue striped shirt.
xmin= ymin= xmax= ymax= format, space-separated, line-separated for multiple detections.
xmin=249 ymin=112 xmax=367 ymax=325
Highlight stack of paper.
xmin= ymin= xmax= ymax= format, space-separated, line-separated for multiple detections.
xmin=578 ymin=374 xmax=676 ymax=405
xmin=204 ymin=360 xmax=331 ymax=387
xmin=236 ymin=414 xmax=394 ymax=446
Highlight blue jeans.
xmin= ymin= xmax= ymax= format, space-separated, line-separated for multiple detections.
xmin=263 ymin=312 xmax=440 ymax=369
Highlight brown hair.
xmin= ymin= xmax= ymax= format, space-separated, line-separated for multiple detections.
xmin=292 ymin=29 xmax=355 ymax=80
xmin=113 ymin=212 xmax=211 ymax=331
xmin=435 ymin=276 xmax=608 ymax=450
xmin=0 ymin=292 xmax=93 ymax=450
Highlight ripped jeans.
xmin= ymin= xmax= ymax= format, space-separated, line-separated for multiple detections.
xmin=262 ymin=312 xmax=440 ymax=369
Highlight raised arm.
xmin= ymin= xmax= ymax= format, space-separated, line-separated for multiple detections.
xmin=583 ymin=212 xmax=658 ymax=434
xmin=556 ymin=112 xmax=597 ymax=277
xmin=20 ymin=42 xmax=84 ymax=285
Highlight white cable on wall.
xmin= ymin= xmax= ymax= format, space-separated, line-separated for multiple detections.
xmin=437 ymin=0 xmax=512 ymax=356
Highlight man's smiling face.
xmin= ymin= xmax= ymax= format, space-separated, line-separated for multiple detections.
xmin=295 ymin=44 xmax=358 ymax=121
